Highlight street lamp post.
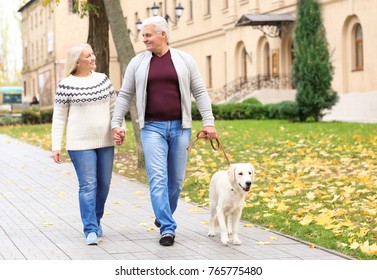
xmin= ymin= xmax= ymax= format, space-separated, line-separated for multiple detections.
xmin=150 ymin=2 xmax=184 ymax=24
xmin=128 ymin=18 xmax=142 ymax=39
xmin=128 ymin=2 xmax=184 ymax=40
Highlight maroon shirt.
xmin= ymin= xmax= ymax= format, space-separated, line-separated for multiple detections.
xmin=145 ymin=50 xmax=182 ymax=121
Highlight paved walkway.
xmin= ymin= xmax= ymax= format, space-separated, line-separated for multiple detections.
xmin=0 ymin=133 xmax=352 ymax=261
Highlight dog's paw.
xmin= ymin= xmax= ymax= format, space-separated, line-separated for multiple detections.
xmin=207 ymin=231 xmax=216 ymax=237
xmin=233 ymin=237 xmax=242 ymax=245
xmin=221 ymin=233 xmax=229 ymax=244
xmin=221 ymin=238 xmax=229 ymax=245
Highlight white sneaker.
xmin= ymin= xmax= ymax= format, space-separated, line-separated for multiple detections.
xmin=86 ymin=232 xmax=98 ymax=245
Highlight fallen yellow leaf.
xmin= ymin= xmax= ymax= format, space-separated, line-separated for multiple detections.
xmin=350 ymin=242 xmax=359 ymax=250
xmin=306 ymin=192 xmax=315 ymax=200
xmin=243 ymin=223 xmax=254 ymax=228
xmin=300 ymin=214 xmax=314 ymax=226
xmin=188 ymin=208 xmax=202 ymax=213
xmin=256 ymin=241 xmax=271 ymax=245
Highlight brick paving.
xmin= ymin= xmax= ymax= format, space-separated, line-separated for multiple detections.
xmin=0 ymin=133 xmax=352 ymax=261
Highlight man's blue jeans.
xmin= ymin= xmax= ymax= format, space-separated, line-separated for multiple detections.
xmin=68 ymin=146 xmax=114 ymax=237
xmin=141 ymin=120 xmax=191 ymax=236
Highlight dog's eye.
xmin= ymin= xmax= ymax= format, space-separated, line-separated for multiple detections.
xmin=238 ymin=172 xmax=243 ymax=176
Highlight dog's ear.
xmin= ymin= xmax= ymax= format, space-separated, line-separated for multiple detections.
xmin=227 ymin=164 xmax=236 ymax=183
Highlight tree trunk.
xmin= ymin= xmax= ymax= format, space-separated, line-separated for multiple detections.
xmin=103 ymin=0 xmax=144 ymax=169
xmin=87 ymin=0 xmax=109 ymax=76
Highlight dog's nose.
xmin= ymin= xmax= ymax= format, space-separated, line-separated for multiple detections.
xmin=246 ymin=181 xmax=252 ymax=187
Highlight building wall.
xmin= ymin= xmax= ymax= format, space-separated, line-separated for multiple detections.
xmin=19 ymin=0 xmax=88 ymax=108
xmin=123 ymin=0 xmax=375 ymax=100
xmin=321 ymin=0 xmax=377 ymax=93
xmin=18 ymin=0 xmax=376 ymax=107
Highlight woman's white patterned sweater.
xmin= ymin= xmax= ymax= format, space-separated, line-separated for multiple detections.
xmin=52 ymin=72 xmax=116 ymax=151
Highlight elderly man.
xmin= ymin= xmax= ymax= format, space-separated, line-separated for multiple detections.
xmin=111 ymin=16 xmax=217 ymax=246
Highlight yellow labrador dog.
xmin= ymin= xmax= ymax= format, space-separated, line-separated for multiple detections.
xmin=208 ymin=163 xmax=255 ymax=245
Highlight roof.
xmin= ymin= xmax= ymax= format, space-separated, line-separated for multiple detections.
xmin=236 ymin=14 xmax=295 ymax=27
xmin=0 ymin=86 xmax=23 ymax=94
xmin=17 ymin=0 xmax=38 ymax=13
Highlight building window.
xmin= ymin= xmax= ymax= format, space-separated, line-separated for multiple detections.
xmin=189 ymin=0 xmax=193 ymax=21
xmin=272 ymin=49 xmax=279 ymax=77
xmin=355 ymin=24 xmax=363 ymax=71
xmin=36 ymin=40 xmax=39 ymax=65
xmin=223 ymin=0 xmax=229 ymax=9
xmin=31 ymin=43 xmax=34 ymax=66
xmin=41 ymin=38 xmax=44 ymax=62
xmin=242 ymin=48 xmax=248 ymax=83
xmin=24 ymin=46 xmax=28 ymax=67
xmin=264 ymin=43 xmax=270 ymax=78
xmin=206 ymin=55 xmax=212 ymax=88
xmin=206 ymin=0 xmax=211 ymax=15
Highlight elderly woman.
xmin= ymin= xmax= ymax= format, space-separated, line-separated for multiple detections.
xmin=52 ymin=43 xmax=120 ymax=245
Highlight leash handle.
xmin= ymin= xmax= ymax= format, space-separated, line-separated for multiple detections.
xmin=187 ymin=130 xmax=231 ymax=166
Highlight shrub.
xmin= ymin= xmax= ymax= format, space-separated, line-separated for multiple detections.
xmin=40 ymin=109 xmax=53 ymax=123
xmin=293 ymin=0 xmax=338 ymax=121
xmin=191 ymin=102 xmax=200 ymax=120
xmin=191 ymin=99 xmax=299 ymax=121
xmin=277 ymin=101 xmax=300 ymax=121
xmin=264 ymin=103 xmax=281 ymax=119
xmin=21 ymin=107 xmax=41 ymax=124
xmin=0 ymin=115 xmax=21 ymax=126
xmin=241 ymin=97 xmax=262 ymax=106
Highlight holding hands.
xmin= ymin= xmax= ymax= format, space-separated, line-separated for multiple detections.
xmin=112 ymin=127 xmax=125 ymax=145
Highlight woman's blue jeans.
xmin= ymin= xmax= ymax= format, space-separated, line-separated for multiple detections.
xmin=68 ymin=146 xmax=114 ymax=237
xmin=141 ymin=120 xmax=191 ymax=236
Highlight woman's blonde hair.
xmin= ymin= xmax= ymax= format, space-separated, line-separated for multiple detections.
xmin=64 ymin=43 xmax=91 ymax=77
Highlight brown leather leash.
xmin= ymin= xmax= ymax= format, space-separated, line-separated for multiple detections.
xmin=187 ymin=130 xmax=231 ymax=166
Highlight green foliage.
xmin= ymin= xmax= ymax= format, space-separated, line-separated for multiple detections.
xmin=293 ymin=0 xmax=338 ymax=121
xmin=19 ymin=107 xmax=53 ymax=125
xmin=21 ymin=107 xmax=41 ymax=124
xmin=73 ymin=0 xmax=100 ymax=18
xmin=40 ymin=109 xmax=54 ymax=123
xmin=192 ymin=98 xmax=300 ymax=121
xmin=241 ymin=97 xmax=262 ymax=106
xmin=277 ymin=100 xmax=299 ymax=121
xmin=0 ymin=114 xmax=21 ymax=126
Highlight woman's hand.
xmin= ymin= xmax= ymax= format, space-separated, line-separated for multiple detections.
xmin=53 ymin=150 xmax=62 ymax=164
xmin=112 ymin=127 xmax=125 ymax=145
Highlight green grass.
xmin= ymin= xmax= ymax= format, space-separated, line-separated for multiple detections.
xmin=1 ymin=120 xmax=377 ymax=259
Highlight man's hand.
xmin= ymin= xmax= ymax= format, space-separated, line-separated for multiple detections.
xmin=112 ymin=127 xmax=125 ymax=145
xmin=202 ymin=126 xmax=217 ymax=140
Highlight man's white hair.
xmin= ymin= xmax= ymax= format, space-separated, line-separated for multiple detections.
xmin=142 ymin=16 xmax=170 ymax=44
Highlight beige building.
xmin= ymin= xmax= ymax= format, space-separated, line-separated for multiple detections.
xmin=18 ymin=0 xmax=374 ymax=107
xmin=18 ymin=0 xmax=88 ymax=107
